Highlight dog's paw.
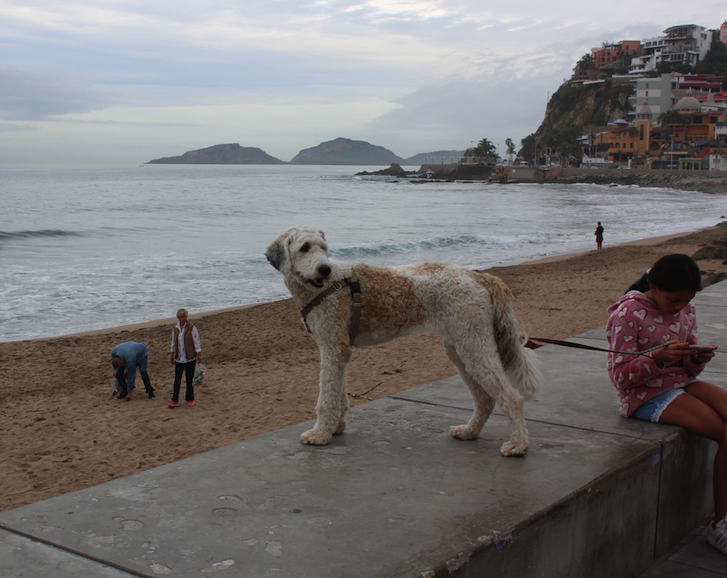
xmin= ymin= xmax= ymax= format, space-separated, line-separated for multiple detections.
xmin=334 ymin=420 xmax=347 ymax=435
xmin=301 ymin=428 xmax=333 ymax=446
xmin=500 ymin=440 xmax=528 ymax=457
xmin=450 ymin=424 xmax=479 ymax=441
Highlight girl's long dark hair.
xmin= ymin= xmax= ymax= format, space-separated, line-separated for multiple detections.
xmin=648 ymin=254 xmax=702 ymax=292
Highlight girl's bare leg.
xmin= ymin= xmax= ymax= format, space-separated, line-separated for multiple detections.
xmin=659 ymin=381 xmax=727 ymax=521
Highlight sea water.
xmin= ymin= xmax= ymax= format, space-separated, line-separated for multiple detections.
xmin=2 ymin=164 xmax=726 ymax=342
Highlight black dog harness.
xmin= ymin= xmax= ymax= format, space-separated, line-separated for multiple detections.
xmin=300 ymin=273 xmax=362 ymax=346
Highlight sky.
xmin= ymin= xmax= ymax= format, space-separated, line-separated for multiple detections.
xmin=1 ymin=1 xmax=725 ymax=164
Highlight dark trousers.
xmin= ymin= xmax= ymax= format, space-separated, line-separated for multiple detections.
xmin=117 ymin=364 xmax=153 ymax=395
xmin=172 ymin=360 xmax=196 ymax=402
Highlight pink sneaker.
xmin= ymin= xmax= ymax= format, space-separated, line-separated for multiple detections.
xmin=707 ymin=518 xmax=727 ymax=555
xmin=168 ymin=401 xmax=180 ymax=408
xmin=187 ymin=400 xmax=195 ymax=406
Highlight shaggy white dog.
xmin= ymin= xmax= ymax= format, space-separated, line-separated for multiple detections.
xmin=266 ymin=225 xmax=542 ymax=456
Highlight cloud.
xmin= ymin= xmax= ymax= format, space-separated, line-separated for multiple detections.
xmin=362 ymin=73 xmax=556 ymax=156
xmin=0 ymin=0 xmax=725 ymax=162
xmin=0 ymin=68 xmax=112 ymax=121
xmin=0 ymin=122 xmax=38 ymax=132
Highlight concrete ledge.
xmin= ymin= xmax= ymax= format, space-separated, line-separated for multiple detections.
xmin=0 ymin=284 xmax=723 ymax=577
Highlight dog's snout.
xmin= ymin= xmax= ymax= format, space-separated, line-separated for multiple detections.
xmin=318 ymin=264 xmax=332 ymax=278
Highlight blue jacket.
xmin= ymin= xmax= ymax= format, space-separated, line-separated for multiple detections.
xmin=111 ymin=342 xmax=149 ymax=390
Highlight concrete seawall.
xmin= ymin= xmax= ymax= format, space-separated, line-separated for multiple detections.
xmin=1 ymin=282 xmax=725 ymax=577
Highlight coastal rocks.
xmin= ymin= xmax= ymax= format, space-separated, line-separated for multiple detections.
xmin=693 ymin=245 xmax=727 ymax=261
xmin=417 ymin=164 xmax=493 ymax=181
xmin=703 ymin=271 xmax=727 ymax=286
xmin=355 ymin=163 xmax=414 ymax=177
xmin=552 ymin=172 xmax=727 ymax=195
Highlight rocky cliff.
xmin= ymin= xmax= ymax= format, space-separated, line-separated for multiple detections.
xmin=290 ymin=137 xmax=404 ymax=165
xmin=536 ymin=80 xmax=634 ymax=136
xmin=147 ymin=143 xmax=285 ymax=164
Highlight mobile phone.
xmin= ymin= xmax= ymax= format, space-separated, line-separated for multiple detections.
xmin=691 ymin=345 xmax=717 ymax=353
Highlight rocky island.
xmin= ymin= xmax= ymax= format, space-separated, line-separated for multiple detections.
xmin=146 ymin=143 xmax=285 ymax=164
xmin=289 ymin=137 xmax=404 ymax=165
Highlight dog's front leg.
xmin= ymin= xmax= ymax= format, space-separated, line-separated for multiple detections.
xmin=301 ymin=345 xmax=352 ymax=445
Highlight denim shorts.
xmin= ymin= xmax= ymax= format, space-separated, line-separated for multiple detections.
xmin=631 ymin=388 xmax=685 ymax=423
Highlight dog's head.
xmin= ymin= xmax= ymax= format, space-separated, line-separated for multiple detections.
xmin=265 ymin=225 xmax=332 ymax=290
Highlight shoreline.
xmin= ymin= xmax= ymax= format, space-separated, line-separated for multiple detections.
xmin=11 ymin=227 xmax=716 ymax=344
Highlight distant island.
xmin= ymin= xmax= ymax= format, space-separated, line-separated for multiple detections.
xmin=146 ymin=143 xmax=285 ymax=164
xmin=145 ymin=138 xmax=466 ymax=166
xmin=289 ymin=137 xmax=403 ymax=165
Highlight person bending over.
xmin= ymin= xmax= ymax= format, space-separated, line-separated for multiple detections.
xmin=111 ymin=341 xmax=155 ymax=401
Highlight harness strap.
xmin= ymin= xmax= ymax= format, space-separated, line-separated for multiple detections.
xmin=300 ymin=273 xmax=363 ymax=346
xmin=300 ymin=285 xmax=339 ymax=321
xmin=348 ymin=273 xmax=362 ymax=346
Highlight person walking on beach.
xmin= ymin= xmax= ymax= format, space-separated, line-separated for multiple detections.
xmin=605 ymin=254 xmax=727 ymax=555
xmin=111 ymin=341 xmax=155 ymax=401
xmin=595 ymin=222 xmax=604 ymax=249
xmin=169 ymin=308 xmax=202 ymax=408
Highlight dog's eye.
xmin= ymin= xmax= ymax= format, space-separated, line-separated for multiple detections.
xmin=300 ymin=243 xmax=310 ymax=253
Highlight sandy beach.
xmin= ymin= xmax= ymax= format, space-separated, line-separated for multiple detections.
xmin=2 ymin=224 xmax=727 ymax=513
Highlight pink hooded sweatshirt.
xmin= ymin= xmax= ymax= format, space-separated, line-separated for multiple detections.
xmin=606 ymin=290 xmax=704 ymax=417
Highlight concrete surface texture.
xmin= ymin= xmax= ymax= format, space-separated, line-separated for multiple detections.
xmin=1 ymin=282 xmax=726 ymax=577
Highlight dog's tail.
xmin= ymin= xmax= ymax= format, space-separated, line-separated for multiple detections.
xmin=479 ymin=273 xmax=542 ymax=400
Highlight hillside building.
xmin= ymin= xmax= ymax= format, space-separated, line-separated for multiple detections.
xmin=721 ymin=21 xmax=727 ymax=44
xmin=581 ymin=94 xmax=726 ymax=168
xmin=630 ymin=73 xmax=724 ymax=116
xmin=629 ymin=24 xmax=712 ymax=74
xmin=571 ymin=40 xmax=640 ymax=83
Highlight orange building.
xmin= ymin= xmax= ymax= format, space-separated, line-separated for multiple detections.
xmin=601 ymin=120 xmax=637 ymax=162
xmin=592 ymin=41 xmax=641 ymax=69
xmin=599 ymin=96 xmax=725 ymax=166
xmin=572 ymin=40 xmax=641 ymax=83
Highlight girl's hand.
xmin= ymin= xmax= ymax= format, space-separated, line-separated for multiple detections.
xmin=691 ymin=345 xmax=717 ymax=364
xmin=651 ymin=340 xmax=694 ymax=364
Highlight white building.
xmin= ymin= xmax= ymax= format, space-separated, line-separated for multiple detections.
xmin=629 ymin=24 xmax=712 ymax=74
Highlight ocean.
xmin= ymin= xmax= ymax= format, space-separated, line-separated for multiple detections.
xmin=2 ymin=164 xmax=726 ymax=342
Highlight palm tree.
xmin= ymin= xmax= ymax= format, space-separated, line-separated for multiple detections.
xmin=628 ymin=126 xmax=639 ymax=165
xmin=662 ymin=127 xmax=674 ymax=168
xmin=658 ymin=110 xmax=692 ymax=169
xmin=588 ymin=132 xmax=597 ymax=160
xmin=474 ymin=138 xmax=498 ymax=164
xmin=505 ymin=138 xmax=516 ymax=163
xmin=576 ymin=53 xmax=595 ymax=71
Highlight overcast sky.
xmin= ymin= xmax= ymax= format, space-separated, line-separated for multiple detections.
xmin=1 ymin=1 xmax=724 ymax=163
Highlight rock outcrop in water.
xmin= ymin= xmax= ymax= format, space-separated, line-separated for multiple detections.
xmin=355 ymin=163 xmax=415 ymax=177
xmin=290 ymin=137 xmax=404 ymax=165
xmin=146 ymin=143 xmax=285 ymax=164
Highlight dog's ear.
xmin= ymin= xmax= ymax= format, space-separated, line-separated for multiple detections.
xmin=265 ymin=237 xmax=286 ymax=271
